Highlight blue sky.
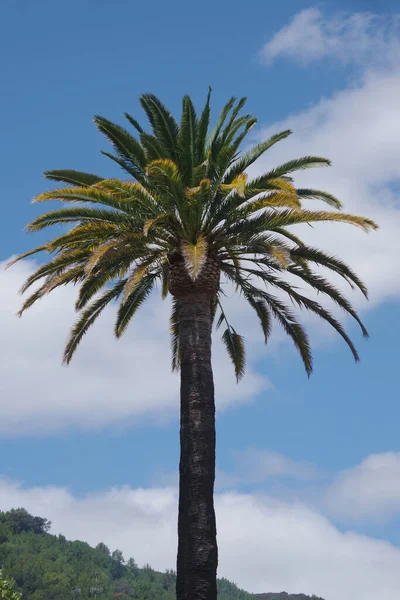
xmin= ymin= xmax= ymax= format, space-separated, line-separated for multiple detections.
xmin=1 ymin=1 xmax=400 ymax=599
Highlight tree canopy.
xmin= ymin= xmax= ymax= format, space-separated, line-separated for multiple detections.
xmin=0 ymin=508 xmax=260 ymax=600
xmin=10 ymin=92 xmax=377 ymax=380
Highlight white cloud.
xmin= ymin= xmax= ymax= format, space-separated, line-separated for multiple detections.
xmin=325 ymin=452 xmax=400 ymax=523
xmin=0 ymin=259 xmax=269 ymax=435
xmin=249 ymin=70 xmax=400 ymax=317
xmin=217 ymin=448 xmax=319 ymax=490
xmin=261 ymin=7 xmax=400 ymax=67
xmin=0 ymin=479 xmax=400 ymax=600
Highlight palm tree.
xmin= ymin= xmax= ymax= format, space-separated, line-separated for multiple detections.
xmin=9 ymin=92 xmax=377 ymax=600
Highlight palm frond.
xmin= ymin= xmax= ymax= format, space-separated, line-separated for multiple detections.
xmin=64 ymin=280 xmax=126 ymax=364
xmin=178 ymin=95 xmax=197 ymax=184
xmin=114 ymin=274 xmax=156 ymax=337
xmin=124 ymin=113 xmax=144 ymax=134
xmin=222 ymin=327 xmax=246 ymax=381
xmin=255 ymin=156 xmax=332 ymax=183
xmin=6 ymin=245 xmax=49 ymax=269
xmin=296 ymin=188 xmax=342 ymax=209
xmin=224 ymin=129 xmax=292 ymax=184
xmin=26 ymin=207 xmax=133 ymax=232
xmin=290 ymin=246 xmax=369 ymax=297
xmin=93 ymin=116 xmax=147 ymax=173
xmin=208 ymin=97 xmax=236 ymax=149
xmin=196 ymin=87 xmax=212 ymax=163
xmin=44 ymin=170 xmax=103 ymax=187
xmin=121 ymin=256 xmax=160 ymax=304
xmin=139 ymin=94 xmax=179 ymax=157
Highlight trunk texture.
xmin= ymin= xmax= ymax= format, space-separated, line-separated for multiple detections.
xmin=176 ymin=292 xmax=218 ymax=600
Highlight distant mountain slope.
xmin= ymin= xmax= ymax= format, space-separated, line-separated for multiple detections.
xmin=0 ymin=508 xmax=324 ymax=599
xmin=255 ymin=594 xmax=325 ymax=600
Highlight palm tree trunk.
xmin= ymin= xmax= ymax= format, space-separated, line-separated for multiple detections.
xmin=176 ymin=293 xmax=218 ymax=600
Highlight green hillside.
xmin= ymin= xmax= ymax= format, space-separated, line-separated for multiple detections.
xmin=0 ymin=508 xmax=324 ymax=600
xmin=255 ymin=594 xmax=325 ymax=600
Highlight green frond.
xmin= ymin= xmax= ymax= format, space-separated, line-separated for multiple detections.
xmin=288 ymin=266 xmax=369 ymax=337
xmin=19 ymin=248 xmax=90 ymax=293
xmin=121 ymin=256 xmax=160 ymax=304
xmin=224 ymin=115 xmax=257 ymax=147
xmin=208 ymin=97 xmax=236 ymax=149
xmin=18 ymin=285 xmax=48 ymax=317
xmin=6 ymin=245 xmax=49 ymax=269
xmin=146 ymin=159 xmax=185 ymax=216
xmin=257 ymin=156 xmax=332 ymax=182
xmin=124 ymin=113 xmax=144 ymax=134
xmin=139 ymin=94 xmax=179 ymax=157
xmin=64 ymin=280 xmax=126 ymax=364
xmin=181 ymin=235 xmax=208 ymax=280
xmin=76 ymin=273 xmax=115 ymax=310
xmin=43 ymin=170 xmax=103 ymax=187
xmin=224 ymin=129 xmax=292 ymax=184
xmin=178 ymin=95 xmax=197 ymax=183
xmin=46 ymin=223 xmax=122 ymax=253
xmin=84 ymin=240 xmax=120 ymax=276
xmin=196 ymin=87 xmax=212 ymax=163
xmin=26 ymin=206 xmax=133 ymax=232
xmin=19 ymin=267 xmax=83 ymax=316
xmin=93 ymin=115 xmax=147 ymax=172
xmin=296 ymin=188 xmax=342 ymax=210
xmin=245 ymin=296 xmax=271 ymax=343
xmin=262 ymin=292 xmax=313 ymax=376
xmin=94 ymin=180 xmax=161 ymax=214
xmin=237 ymin=190 xmax=301 ymax=218
xmin=229 ymin=209 xmax=378 ymax=240
xmin=290 ymin=246 xmax=369 ymax=297
xmin=33 ymin=186 xmax=139 ymax=214
xmin=271 ymin=227 xmax=305 ymax=247
xmin=143 ymin=213 xmax=176 ymax=236
xmin=222 ymin=326 xmax=246 ymax=382
xmin=220 ymin=97 xmax=247 ymax=143
xmin=139 ymin=132 xmax=165 ymax=161
xmin=277 ymin=285 xmax=360 ymax=362
xmin=114 ymin=274 xmax=156 ymax=338
xmin=100 ymin=151 xmax=145 ymax=182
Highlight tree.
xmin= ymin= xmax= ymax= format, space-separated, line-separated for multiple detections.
xmin=95 ymin=543 xmax=110 ymax=557
xmin=126 ymin=558 xmax=139 ymax=577
xmin=5 ymin=508 xmax=51 ymax=535
xmin=111 ymin=549 xmax=125 ymax=564
xmin=0 ymin=570 xmax=22 ymax=599
xmin=10 ymin=92 xmax=377 ymax=600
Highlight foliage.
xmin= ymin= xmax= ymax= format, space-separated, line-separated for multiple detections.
xmin=0 ymin=570 xmax=22 ymax=599
xmin=255 ymin=595 xmax=325 ymax=600
xmin=0 ymin=508 xmax=262 ymax=600
xmin=10 ymin=91 xmax=377 ymax=380
xmin=0 ymin=508 xmax=325 ymax=600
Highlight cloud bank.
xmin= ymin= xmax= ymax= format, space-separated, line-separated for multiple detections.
xmin=261 ymin=7 xmax=400 ymax=68
xmin=0 ymin=478 xmax=399 ymax=600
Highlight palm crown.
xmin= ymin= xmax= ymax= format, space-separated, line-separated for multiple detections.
xmin=10 ymin=91 xmax=377 ymax=378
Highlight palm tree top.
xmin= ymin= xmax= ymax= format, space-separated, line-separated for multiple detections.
xmin=9 ymin=91 xmax=378 ymax=378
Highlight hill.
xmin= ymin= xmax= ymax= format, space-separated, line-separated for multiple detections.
xmin=0 ymin=508 xmax=324 ymax=599
xmin=255 ymin=594 xmax=325 ymax=600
